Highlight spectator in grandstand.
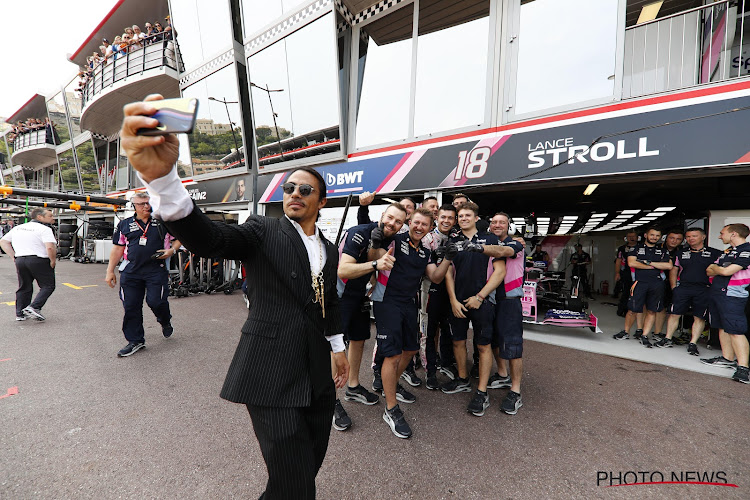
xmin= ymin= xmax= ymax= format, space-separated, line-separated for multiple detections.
xmin=144 ymin=22 xmax=155 ymax=41
xmin=133 ymin=25 xmax=146 ymax=44
xmin=151 ymin=22 xmax=164 ymax=42
xmin=163 ymin=16 xmax=174 ymax=40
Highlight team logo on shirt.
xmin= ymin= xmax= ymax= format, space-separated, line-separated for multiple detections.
xmin=400 ymin=241 xmax=410 ymax=255
xmin=418 ymin=248 xmax=426 ymax=259
xmin=638 ymin=248 xmax=646 ymax=255
xmin=128 ymin=222 xmax=140 ymax=233
xmin=682 ymin=252 xmax=691 ymax=259
xmin=740 ymin=252 xmax=750 ymax=258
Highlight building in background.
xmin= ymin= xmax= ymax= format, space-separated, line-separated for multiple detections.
xmin=2 ymin=0 xmax=749 ymax=285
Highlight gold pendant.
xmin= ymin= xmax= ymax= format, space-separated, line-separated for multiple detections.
xmin=312 ymin=272 xmax=325 ymax=318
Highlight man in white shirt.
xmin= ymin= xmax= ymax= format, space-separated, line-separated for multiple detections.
xmin=0 ymin=209 xmax=57 ymax=321
xmin=119 ymin=94 xmax=349 ymax=499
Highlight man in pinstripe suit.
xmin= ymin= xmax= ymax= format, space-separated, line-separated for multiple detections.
xmin=120 ymin=95 xmax=349 ymax=499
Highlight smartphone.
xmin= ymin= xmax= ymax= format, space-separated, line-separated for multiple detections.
xmin=137 ymin=97 xmax=199 ymax=136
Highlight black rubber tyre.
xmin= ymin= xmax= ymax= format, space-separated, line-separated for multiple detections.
xmin=58 ymin=246 xmax=71 ymax=255
xmin=59 ymin=223 xmax=76 ymax=232
xmin=58 ymin=238 xmax=72 ymax=247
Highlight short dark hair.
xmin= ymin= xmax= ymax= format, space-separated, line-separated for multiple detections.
xmin=492 ymin=212 xmax=510 ymax=220
xmin=666 ymin=228 xmax=684 ymax=237
xmin=452 ymin=193 xmax=469 ymax=202
xmin=30 ymin=208 xmax=49 ymax=220
xmin=399 ymin=196 xmax=416 ymax=207
xmin=685 ymin=227 xmax=705 ymax=235
xmin=438 ymin=204 xmax=457 ymax=216
xmin=457 ymin=202 xmax=479 ymax=216
xmin=725 ymin=223 xmax=750 ymax=239
xmin=645 ymin=226 xmax=662 ymax=234
xmin=289 ymin=167 xmax=326 ymax=201
xmin=423 ymin=196 xmax=438 ymax=204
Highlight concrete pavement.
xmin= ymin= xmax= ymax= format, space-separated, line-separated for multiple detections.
xmin=1 ymin=257 xmax=748 ymax=499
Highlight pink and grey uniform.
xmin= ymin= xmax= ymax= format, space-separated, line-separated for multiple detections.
xmin=708 ymin=242 xmax=750 ymax=335
xmin=494 ymin=237 xmax=525 ymax=359
xmin=372 ymin=232 xmax=433 ymax=357
xmin=112 ymin=215 xmax=174 ymax=344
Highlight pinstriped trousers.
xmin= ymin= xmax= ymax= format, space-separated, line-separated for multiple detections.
xmin=247 ymin=391 xmax=335 ymax=499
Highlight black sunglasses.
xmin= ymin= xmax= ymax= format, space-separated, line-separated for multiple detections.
xmin=281 ymin=182 xmax=316 ymax=197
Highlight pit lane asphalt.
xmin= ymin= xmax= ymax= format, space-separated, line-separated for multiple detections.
xmin=1 ymin=257 xmax=748 ymax=499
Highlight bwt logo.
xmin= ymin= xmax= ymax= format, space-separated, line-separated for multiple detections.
xmin=326 ymin=171 xmax=364 ymax=186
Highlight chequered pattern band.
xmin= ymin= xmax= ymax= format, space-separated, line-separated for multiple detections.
xmin=334 ymin=0 xmax=354 ymax=25
xmin=179 ymin=49 xmax=235 ymax=88
xmin=352 ymin=0 xmax=407 ymax=25
xmin=91 ymin=131 xmax=120 ymax=142
xmin=245 ymin=0 xmax=332 ymax=53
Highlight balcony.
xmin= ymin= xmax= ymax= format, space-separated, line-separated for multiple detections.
xmin=10 ymin=128 xmax=59 ymax=170
xmin=623 ymin=0 xmax=750 ymax=98
xmin=79 ymin=41 xmax=183 ymax=136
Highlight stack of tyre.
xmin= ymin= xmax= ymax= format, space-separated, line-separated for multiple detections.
xmin=57 ymin=222 xmax=77 ymax=257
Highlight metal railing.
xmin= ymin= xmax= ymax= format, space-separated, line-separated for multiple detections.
xmin=81 ymin=37 xmax=184 ymax=108
xmin=623 ymin=0 xmax=747 ymax=98
xmin=12 ymin=128 xmax=57 ymax=153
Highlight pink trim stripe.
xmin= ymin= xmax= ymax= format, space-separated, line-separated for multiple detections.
xmin=349 ymin=79 xmax=750 ymax=160
xmin=438 ymin=135 xmax=511 ymax=188
xmin=728 ymin=278 xmax=750 ymax=285
xmin=378 ymin=149 xmax=427 ymax=193
xmin=260 ymin=173 xmax=286 ymax=203
xmin=505 ymin=277 xmax=524 ymax=291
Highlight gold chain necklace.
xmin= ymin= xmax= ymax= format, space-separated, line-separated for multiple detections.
xmin=311 ymin=237 xmax=325 ymax=318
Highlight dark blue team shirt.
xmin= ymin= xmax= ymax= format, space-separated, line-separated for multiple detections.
xmin=627 ymin=243 xmax=671 ymax=282
xmin=674 ymin=247 xmax=722 ymax=286
xmin=113 ymin=216 xmax=172 ymax=275
xmin=372 ymin=232 xmax=431 ymax=304
xmin=449 ymin=231 xmax=500 ymax=302
xmin=337 ymin=222 xmax=378 ymax=299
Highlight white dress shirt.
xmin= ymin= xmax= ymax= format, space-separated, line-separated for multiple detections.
xmin=139 ymin=169 xmax=345 ymax=352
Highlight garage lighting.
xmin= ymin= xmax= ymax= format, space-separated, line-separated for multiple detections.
xmin=537 ymin=217 xmax=550 ymax=222
xmin=655 ymin=207 xmax=676 ymax=212
xmin=621 ymin=210 xmax=640 ymax=215
xmin=648 ymin=212 xmax=666 ymax=217
xmin=582 ymin=184 xmax=599 ymax=195
xmin=563 ymin=216 xmax=578 ymax=221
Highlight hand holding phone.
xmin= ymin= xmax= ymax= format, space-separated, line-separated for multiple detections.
xmin=136 ymin=97 xmax=199 ymax=136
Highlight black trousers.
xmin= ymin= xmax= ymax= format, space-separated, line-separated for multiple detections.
xmin=618 ymin=276 xmax=633 ymax=316
xmin=247 ymin=391 xmax=335 ymax=500
xmin=15 ymin=256 xmax=55 ymax=317
xmin=119 ymin=271 xmax=171 ymax=343
xmin=426 ymin=311 xmax=454 ymax=376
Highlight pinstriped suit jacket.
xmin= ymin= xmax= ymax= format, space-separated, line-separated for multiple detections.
xmin=164 ymin=203 xmax=341 ymax=407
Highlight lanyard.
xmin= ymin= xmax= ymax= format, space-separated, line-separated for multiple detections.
xmin=135 ymin=218 xmax=151 ymax=236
